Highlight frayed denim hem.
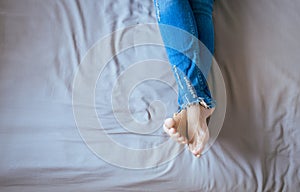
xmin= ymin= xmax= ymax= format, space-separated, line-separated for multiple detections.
xmin=177 ymin=97 xmax=216 ymax=113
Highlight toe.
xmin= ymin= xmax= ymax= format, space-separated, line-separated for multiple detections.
xmin=170 ymin=132 xmax=179 ymax=140
xmin=193 ymin=147 xmax=203 ymax=157
xmin=190 ymin=143 xmax=204 ymax=157
xmin=164 ymin=118 xmax=175 ymax=128
xmin=169 ymin=128 xmax=176 ymax=135
xmin=168 ymin=131 xmax=181 ymax=144
xmin=177 ymin=136 xmax=184 ymax=142
xmin=163 ymin=125 xmax=170 ymax=134
xmin=178 ymin=137 xmax=188 ymax=144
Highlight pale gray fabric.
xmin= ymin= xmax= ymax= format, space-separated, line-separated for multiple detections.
xmin=0 ymin=0 xmax=300 ymax=191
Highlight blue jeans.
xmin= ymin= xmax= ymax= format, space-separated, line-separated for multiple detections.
xmin=153 ymin=0 xmax=216 ymax=112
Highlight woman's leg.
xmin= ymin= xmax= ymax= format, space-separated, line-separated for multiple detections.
xmin=189 ymin=0 xmax=215 ymax=54
xmin=189 ymin=0 xmax=215 ymax=79
xmin=153 ymin=0 xmax=215 ymax=111
xmin=153 ymin=0 xmax=215 ymax=157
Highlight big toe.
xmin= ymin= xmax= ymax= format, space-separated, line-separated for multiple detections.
xmin=188 ymin=129 xmax=209 ymax=157
xmin=164 ymin=118 xmax=176 ymax=128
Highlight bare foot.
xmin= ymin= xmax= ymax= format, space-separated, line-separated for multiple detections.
xmin=163 ymin=104 xmax=215 ymax=157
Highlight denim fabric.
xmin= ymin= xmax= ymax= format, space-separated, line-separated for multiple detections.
xmin=153 ymin=0 xmax=216 ymax=112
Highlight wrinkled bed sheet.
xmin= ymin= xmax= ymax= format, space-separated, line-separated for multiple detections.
xmin=0 ymin=0 xmax=300 ymax=191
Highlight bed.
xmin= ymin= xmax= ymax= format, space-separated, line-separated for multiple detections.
xmin=0 ymin=0 xmax=300 ymax=191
